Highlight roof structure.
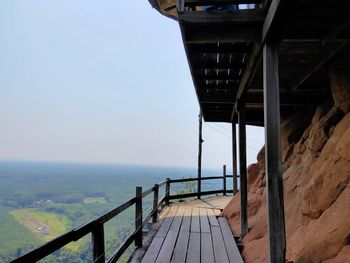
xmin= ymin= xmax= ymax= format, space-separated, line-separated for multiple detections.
xmin=148 ymin=0 xmax=350 ymax=126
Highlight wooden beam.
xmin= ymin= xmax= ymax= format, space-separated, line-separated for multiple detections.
xmin=184 ymin=0 xmax=263 ymax=6
xmin=188 ymin=43 xmax=251 ymax=54
xmin=230 ymin=0 xmax=300 ymax=121
xmin=288 ymin=4 xmax=350 ymax=92
xmin=322 ymin=3 xmax=350 ymax=45
xmin=197 ymin=83 xmax=239 ymax=90
xmin=199 ymin=92 xmax=236 ymax=99
xmin=179 ymin=22 xmax=204 ymax=116
xmin=180 ymin=9 xmax=265 ymax=24
xmin=193 ymin=62 xmax=245 ymax=69
xmin=244 ymin=93 xmax=327 ymax=105
xmin=231 ymin=43 xmax=262 ymax=121
xmin=196 ymin=74 xmax=240 ymax=81
xmin=288 ymin=42 xmax=349 ymax=92
xmin=262 ymin=0 xmax=280 ymax=43
xmin=238 ymin=102 xmax=248 ymax=237
xmin=263 ymin=42 xmax=286 ymax=263
xmin=201 ymin=101 xmax=235 ymax=104
xmin=184 ymin=24 xmax=261 ymax=43
xmin=262 ymin=0 xmax=300 ymax=44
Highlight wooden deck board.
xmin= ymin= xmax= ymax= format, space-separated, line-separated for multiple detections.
xmin=190 ymin=207 xmax=200 ymax=233
xmin=171 ymin=207 xmax=191 ymax=263
xmin=219 ymin=218 xmax=244 ymax=263
xmin=171 ymin=229 xmax=190 ymax=263
xmin=186 ymin=232 xmax=200 ymax=263
xmin=155 ymin=207 xmax=184 ymax=263
xmin=200 ymin=233 xmax=215 ymax=263
xmin=199 ymin=208 xmax=210 ymax=233
xmin=156 ymin=206 xmax=178 ymax=238
xmin=141 ymin=206 xmax=178 ymax=263
xmin=206 ymin=209 xmax=219 ymax=226
xmin=141 ymin=237 xmax=165 ymax=263
xmin=140 ymin=197 xmax=243 ymax=263
xmin=211 ymin=226 xmax=230 ymax=263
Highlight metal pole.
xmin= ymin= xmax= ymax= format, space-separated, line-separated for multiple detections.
xmin=232 ymin=122 xmax=238 ymax=195
xmin=197 ymin=111 xmax=203 ymax=199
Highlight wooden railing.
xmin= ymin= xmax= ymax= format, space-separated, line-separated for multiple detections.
xmin=11 ymin=166 xmax=238 ymax=263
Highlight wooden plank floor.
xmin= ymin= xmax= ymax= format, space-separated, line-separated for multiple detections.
xmin=140 ymin=196 xmax=243 ymax=263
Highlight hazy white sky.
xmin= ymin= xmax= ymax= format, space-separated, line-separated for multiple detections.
xmin=0 ymin=0 xmax=264 ymax=169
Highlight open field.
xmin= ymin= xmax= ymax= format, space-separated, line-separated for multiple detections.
xmin=83 ymin=197 xmax=106 ymax=204
xmin=0 ymin=161 xmax=220 ymax=262
xmin=10 ymin=209 xmax=80 ymax=252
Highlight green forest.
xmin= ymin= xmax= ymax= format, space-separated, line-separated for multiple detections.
xmin=0 ymin=162 xmax=219 ymax=262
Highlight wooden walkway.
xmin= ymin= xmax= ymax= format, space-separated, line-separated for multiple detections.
xmin=138 ymin=196 xmax=243 ymax=263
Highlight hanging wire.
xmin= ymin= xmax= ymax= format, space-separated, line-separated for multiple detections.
xmin=211 ymin=123 xmax=264 ymax=149
xmin=204 ymin=123 xmax=260 ymax=152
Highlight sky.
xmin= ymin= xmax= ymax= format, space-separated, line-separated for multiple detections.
xmin=0 ymin=0 xmax=264 ymax=169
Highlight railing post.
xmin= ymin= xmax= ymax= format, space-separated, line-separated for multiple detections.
xmin=197 ymin=177 xmax=202 ymax=199
xmin=153 ymin=184 xmax=159 ymax=223
xmin=92 ymin=223 xmax=105 ymax=263
xmin=165 ymin=178 xmax=170 ymax=205
xmin=223 ymin=165 xmax=227 ymax=195
xmin=135 ymin=186 xmax=143 ymax=248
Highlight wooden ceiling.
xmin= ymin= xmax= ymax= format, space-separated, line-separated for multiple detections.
xmin=149 ymin=0 xmax=350 ymax=126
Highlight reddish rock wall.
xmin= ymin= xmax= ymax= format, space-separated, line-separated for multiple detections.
xmin=222 ymin=52 xmax=350 ymax=262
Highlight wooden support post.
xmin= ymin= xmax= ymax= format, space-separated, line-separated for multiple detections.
xmin=197 ymin=112 xmax=203 ymax=199
xmin=232 ymin=122 xmax=238 ymax=195
xmin=92 ymin=223 xmax=105 ymax=263
xmin=152 ymin=184 xmax=159 ymax=223
xmin=165 ymin=178 xmax=170 ymax=205
xmin=176 ymin=0 xmax=185 ymax=13
xmin=263 ymin=41 xmax=286 ymax=263
xmin=223 ymin=165 xmax=227 ymax=195
xmin=238 ymin=102 xmax=248 ymax=237
xmin=135 ymin=186 xmax=143 ymax=248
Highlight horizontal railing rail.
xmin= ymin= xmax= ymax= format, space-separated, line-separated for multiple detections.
xmin=11 ymin=164 xmax=239 ymax=263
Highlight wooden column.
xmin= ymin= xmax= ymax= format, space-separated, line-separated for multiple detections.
xmin=223 ymin=165 xmax=227 ymax=195
xmin=232 ymin=122 xmax=238 ymax=195
xmin=165 ymin=178 xmax=170 ymax=205
xmin=197 ymin=112 xmax=203 ymax=199
xmin=238 ymin=102 xmax=248 ymax=237
xmin=152 ymin=184 xmax=159 ymax=223
xmin=263 ymin=42 xmax=286 ymax=263
xmin=135 ymin=186 xmax=143 ymax=248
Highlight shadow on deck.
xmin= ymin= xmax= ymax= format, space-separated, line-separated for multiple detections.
xmin=131 ymin=196 xmax=244 ymax=263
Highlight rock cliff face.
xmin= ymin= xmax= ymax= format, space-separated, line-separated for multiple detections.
xmin=222 ymin=52 xmax=350 ymax=262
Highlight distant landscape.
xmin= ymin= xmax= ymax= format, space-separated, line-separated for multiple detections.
xmin=0 ymin=161 xmax=222 ymax=262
